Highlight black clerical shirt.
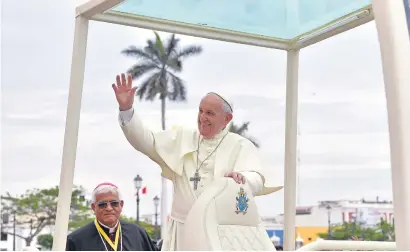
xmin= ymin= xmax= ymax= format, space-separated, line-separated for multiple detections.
xmin=66 ymin=220 xmax=157 ymax=251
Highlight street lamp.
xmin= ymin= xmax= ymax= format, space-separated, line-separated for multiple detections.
xmin=134 ymin=175 xmax=143 ymax=224
xmin=326 ymin=205 xmax=332 ymax=240
xmin=153 ymin=196 xmax=160 ymax=241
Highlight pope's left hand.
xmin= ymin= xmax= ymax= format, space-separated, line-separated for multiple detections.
xmin=224 ymin=172 xmax=246 ymax=184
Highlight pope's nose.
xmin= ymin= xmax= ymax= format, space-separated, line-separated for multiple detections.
xmin=199 ymin=114 xmax=207 ymax=123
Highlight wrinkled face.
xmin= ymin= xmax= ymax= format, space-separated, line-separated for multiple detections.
xmin=197 ymin=94 xmax=232 ymax=138
xmin=91 ymin=192 xmax=123 ymax=227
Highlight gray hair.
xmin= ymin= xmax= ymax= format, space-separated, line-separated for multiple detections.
xmin=207 ymin=92 xmax=233 ymax=114
xmin=91 ymin=184 xmax=122 ymax=203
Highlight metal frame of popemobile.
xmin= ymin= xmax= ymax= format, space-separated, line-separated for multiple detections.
xmin=51 ymin=0 xmax=410 ymax=250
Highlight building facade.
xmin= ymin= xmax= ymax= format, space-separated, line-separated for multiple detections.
xmin=262 ymin=197 xmax=394 ymax=246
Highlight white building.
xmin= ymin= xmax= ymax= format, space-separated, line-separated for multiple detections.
xmin=0 ymin=225 xmax=54 ymax=251
xmin=273 ymin=197 xmax=394 ymax=228
xmin=0 ymin=227 xmax=26 ymax=251
xmin=140 ymin=213 xmax=161 ymax=225
xmin=1 ymin=211 xmax=60 ymax=251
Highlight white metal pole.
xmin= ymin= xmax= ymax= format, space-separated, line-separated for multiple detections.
xmin=283 ymin=49 xmax=299 ymax=251
xmin=52 ymin=15 xmax=89 ymax=251
xmin=161 ymin=178 xmax=167 ymax=238
xmin=372 ymin=0 xmax=410 ymax=250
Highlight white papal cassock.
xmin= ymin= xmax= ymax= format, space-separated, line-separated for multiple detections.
xmin=119 ymin=108 xmax=283 ymax=251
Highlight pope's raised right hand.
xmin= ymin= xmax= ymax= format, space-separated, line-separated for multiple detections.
xmin=112 ymin=73 xmax=137 ymax=111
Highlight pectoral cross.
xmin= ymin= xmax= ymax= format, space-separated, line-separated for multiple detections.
xmin=190 ymin=171 xmax=201 ymax=190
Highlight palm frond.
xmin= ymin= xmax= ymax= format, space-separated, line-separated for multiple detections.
xmin=176 ymin=46 xmax=203 ymax=58
xmin=158 ymin=75 xmax=169 ymax=100
xmin=144 ymin=41 xmax=162 ymax=62
xmin=165 ymin=34 xmax=179 ymax=57
xmin=166 ymin=57 xmax=182 ymax=72
xmin=153 ymin=31 xmax=166 ymax=59
xmin=126 ymin=63 xmax=159 ymax=79
xmin=166 ymin=45 xmax=202 ymax=72
xmin=121 ymin=46 xmax=159 ymax=64
xmin=136 ymin=71 xmax=163 ymax=101
xmin=135 ymin=74 xmax=153 ymax=100
xmin=247 ymin=137 xmax=260 ymax=148
xmin=167 ymin=73 xmax=186 ymax=101
xmin=231 ymin=122 xmax=250 ymax=135
xmin=146 ymin=78 xmax=161 ymax=100
xmin=229 ymin=122 xmax=260 ymax=148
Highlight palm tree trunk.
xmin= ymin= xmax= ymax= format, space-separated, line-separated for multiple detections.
xmin=161 ymin=97 xmax=166 ymax=131
xmin=160 ymin=96 xmax=167 ymax=239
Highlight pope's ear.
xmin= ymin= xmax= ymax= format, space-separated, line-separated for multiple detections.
xmin=226 ymin=113 xmax=233 ymax=123
xmin=91 ymin=203 xmax=96 ymax=212
xmin=120 ymin=200 xmax=124 ymax=207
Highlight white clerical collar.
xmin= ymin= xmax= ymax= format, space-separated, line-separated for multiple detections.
xmin=201 ymin=126 xmax=229 ymax=142
xmin=98 ymin=220 xmax=119 ymax=233
xmin=216 ymin=126 xmax=229 ymax=138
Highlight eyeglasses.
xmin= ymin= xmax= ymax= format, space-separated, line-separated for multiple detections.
xmin=97 ymin=200 xmax=120 ymax=209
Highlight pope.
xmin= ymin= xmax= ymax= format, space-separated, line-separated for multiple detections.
xmin=112 ymin=73 xmax=282 ymax=250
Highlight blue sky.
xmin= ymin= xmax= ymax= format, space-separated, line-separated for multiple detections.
xmin=1 ymin=0 xmax=392 ymax=219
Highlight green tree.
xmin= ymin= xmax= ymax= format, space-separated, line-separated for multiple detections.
xmin=374 ymin=219 xmax=395 ymax=241
xmin=68 ymin=214 xmax=93 ymax=231
xmin=121 ymin=31 xmax=203 ymax=131
xmin=0 ymin=185 xmax=89 ymax=246
xmin=229 ymin=122 xmax=260 ymax=148
xmin=317 ymin=220 xmax=395 ymax=241
xmin=119 ymin=215 xmax=159 ymax=240
xmin=318 ymin=222 xmax=362 ymax=240
xmin=37 ymin=234 xmax=53 ymax=250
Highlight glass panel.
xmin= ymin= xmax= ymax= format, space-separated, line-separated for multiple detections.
xmin=111 ymin=0 xmax=371 ymax=40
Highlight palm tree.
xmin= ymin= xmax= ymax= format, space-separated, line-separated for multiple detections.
xmin=121 ymin=31 xmax=203 ymax=130
xmin=229 ymin=122 xmax=260 ymax=148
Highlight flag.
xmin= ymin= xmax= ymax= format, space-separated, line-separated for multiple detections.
xmin=136 ymin=187 xmax=147 ymax=196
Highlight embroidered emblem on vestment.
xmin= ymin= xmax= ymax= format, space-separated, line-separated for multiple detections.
xmin=235 ymin=187 xmax=249 ymax=215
